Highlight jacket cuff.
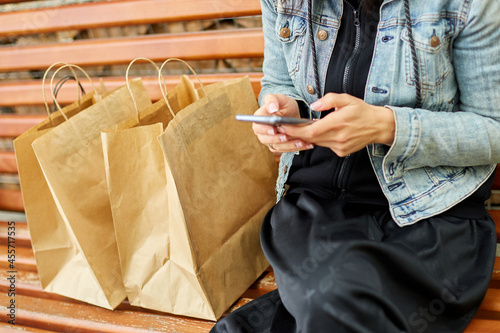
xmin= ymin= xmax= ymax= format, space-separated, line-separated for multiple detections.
xmin=381 ymin=106 xmax=421 ymax=183
xmin=258 ymin=87 xmax=302 ymax=107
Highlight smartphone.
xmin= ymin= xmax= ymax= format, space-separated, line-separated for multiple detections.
xmin=235 ymin=114 xmax=314 ymax=126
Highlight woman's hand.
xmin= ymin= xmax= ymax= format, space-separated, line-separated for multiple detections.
xmin=253 ymin=94 xmax=314 ymax=153
xmin=276 ymin=93 xmax=395 ymax=157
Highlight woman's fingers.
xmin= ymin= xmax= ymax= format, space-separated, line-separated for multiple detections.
xmin=310 ymin=92 xmax=355 ymax=112
xmin=250 ymin=93 xmax=306 ymax=152
xmin=263 ymin=94 xmax=281 ymax=114
xmin=267 ymin=140 xmax=314 ymax=153
xmin=275 ymin=93 xmax=395 ymax=156
xmin=252 ymin=104 xmax=276 ymax=135
xmin=254 ymin=122 xmax=316 ymax=153
xmin=253 ymin=123 xmax=277 ymax=136
xmin=257 ymin=133 xmax=288 ymax=145
xmin=277 ymin=93 xmax=358 ymax=140
xmin=256 ymin=133 xmax=314 ymax=153
xmin=251 ymin=92 xmax=394 ymax=156
xmin=275 ymin=120 xmax=328 ymax=142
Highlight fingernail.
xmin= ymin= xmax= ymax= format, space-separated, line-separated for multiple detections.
xmin=279 ymin=135 xmax=287 ymax=142
xmin=276 ymin=126 xmax=286 ymax=133
xmin=310 ymin=100 xmax=322 ymax=111
xmin=267 ymin=129 xmax=276 ymax=135
xmin=268 ymin=103 xmax=279 ymax=114
xmin=295 ymin=141 xmax=303 ymax=148
xmin=306 ymin=144 xmax=314 ymax=149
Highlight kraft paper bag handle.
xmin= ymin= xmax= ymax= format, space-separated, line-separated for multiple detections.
xmin=42 ymin=62 xmax=82 ymax=125
xmin=125 ymin=57 xmax=171 ymax=122
xmin=158 ymin=58 xmax=207 ymax=120
xmin=53 ymin=76 xmax=86 ymax=112
xmin=49 ymin=64 xmax=100 ymax=122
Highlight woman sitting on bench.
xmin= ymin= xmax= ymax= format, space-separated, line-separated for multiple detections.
xmin=211 ymin=0 xmax=500 ymax=331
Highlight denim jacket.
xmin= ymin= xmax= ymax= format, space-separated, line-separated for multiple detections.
xmin=259 ymin=0 xmax=500 ymax=226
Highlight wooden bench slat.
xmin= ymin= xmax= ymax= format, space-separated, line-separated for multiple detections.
xmin=0 ymin=29 xmax=264 ymax=73
xmin=0 ymin=265 xmax=276 ymax=303
xmin=0 ymin=293 xmax=215 ymax=333
xmin=479 ymin=288 xmax=500 ymax=313
xmin=0 ymin=0 xmax=32 ymax=4
xmin=492 ymin=257 xmax=500 ymax=283
xmin=493 ymin=172 xmax=500 ymax=191
xmin=0 ymin=73 xmax=264 ymax=107
xmin=0 ymin=115 xmax=45 ymax=138
xmin=0 ymin=322 xmax=57 ymax=333
xmin=0 ymin=269 xmax=40 ymax=291
xmin=0 ymin=151 xmax=19 ymax=173
xmin=465 ymin=318 xmax=500 ymax=333
xmin=0 ymin=188 xmax=24 ymax=212
xmin=0 ymin=270 xmax=106 ymax=306
xmin=0 ymin=244 xmax=36 ymax=271
xmin=0 ymin=268 xmax=125 ymax=306
xmin=241 ymin=271 xmax=277 ymax=299
xmin=0 ymin=269 xmax=164 ymax=311
xmin=489 ymin=209 xmax=500 ymax=242
xmin=0 ymin=0 xmax=262 ymax=37
xmin=0 ymin=267 xmax=262 ymax=323
xmin=493 ymin=210 xmax=500 ymax=242
xmin=0 ymin=220 xmax=30 ymax=247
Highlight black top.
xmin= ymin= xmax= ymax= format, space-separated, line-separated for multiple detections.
xmin=286 ymin=0 xmax=494 ymax=218
xmin=288 ymin=0 xmax=386 ymax=205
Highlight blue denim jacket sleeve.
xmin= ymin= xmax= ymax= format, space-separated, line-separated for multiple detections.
xmin=259 ymin=0 xmax=308 ymax=199
xmin=259 ymin=0 xmax=304 ymax=106
xmin=381 ymin=0 xmax=500 ymax=182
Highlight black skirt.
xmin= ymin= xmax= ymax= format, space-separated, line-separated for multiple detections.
xmin=211 ymin=189 xmax=496 ymax=333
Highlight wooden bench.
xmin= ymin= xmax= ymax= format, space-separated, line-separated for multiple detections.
xmin=0 ymin=0 xmax=499 ymax=331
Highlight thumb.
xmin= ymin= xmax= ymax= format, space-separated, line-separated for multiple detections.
xmin=263 ymin=94 xmax=281 ymax=115
xmin=310 ymin=93 xmax=356 ymax=112
xmin=263 ymin=93 xmax=295 ymax=116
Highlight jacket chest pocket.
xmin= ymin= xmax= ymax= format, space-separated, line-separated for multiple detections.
xmin=275 ymin=14 xmax=307 ymax=78
xmin=401 ymin=18 xmax=455 ymax=93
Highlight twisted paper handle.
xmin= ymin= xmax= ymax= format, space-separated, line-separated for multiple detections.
xmin=126 ymin=57 xmax=167 ymax=122
xmin=42 ymin=62 xmax=82 ymax=124
xmin=48 ymin=64 xmax=99 ymax=122
xmin=158 ymin=58 xmax=207 ymax=119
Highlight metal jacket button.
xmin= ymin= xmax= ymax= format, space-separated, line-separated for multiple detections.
xmin=430 ymin=35 xmax=440 ymax=47
xmin=307 ymin=85 xmax=315 ymax=94
xmin=317 ymin=30 xmax=328 ymax=41
xmin=280 ymin=27 xmax=291 ymax=38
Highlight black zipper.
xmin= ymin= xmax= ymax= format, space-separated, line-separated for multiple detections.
xmin=342 ymin=1 xmax=361 ymax=93
xmin=336 ymin=0 xmax=361 ymax=199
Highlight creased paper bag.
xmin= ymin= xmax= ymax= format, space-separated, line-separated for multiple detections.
xmin=102 ymin=74 xmax=199 ymax=305
xmin=14 ymin=72 xmax=107 ymax=299
xmin=29 ymin=74 xmax=151 ymax=309
xmin=155 ymin=75 xmax=278 ymax=320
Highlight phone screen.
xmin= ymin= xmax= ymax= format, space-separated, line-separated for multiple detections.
xmin=235 ymin=115 xmax=314 ymax=126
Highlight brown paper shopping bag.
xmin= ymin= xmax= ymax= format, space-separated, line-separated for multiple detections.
xmin=154 ymin=59 xmax=277 ymax=320
xmin=14 ymin=64 xmax=108 ymax=304
xmin=27 ymin=64 xmax=152 ymax=309
xmin=102 ymin=58 xmax=201 ymax=306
